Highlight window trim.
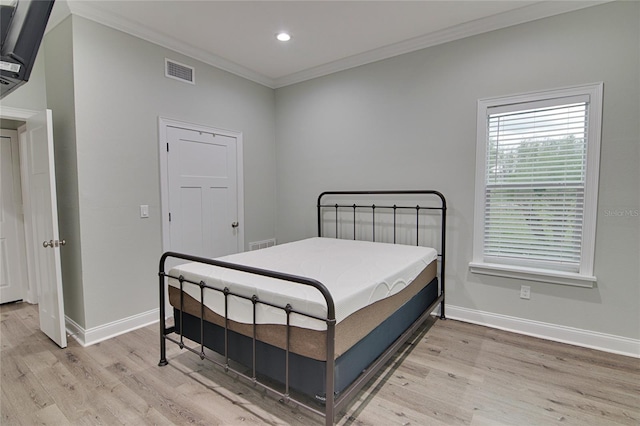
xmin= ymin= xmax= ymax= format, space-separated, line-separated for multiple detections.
xmin=470 ymin=83 xmax=603 ymax=287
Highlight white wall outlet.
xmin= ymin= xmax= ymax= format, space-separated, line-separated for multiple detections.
xmin=140 ymin=204 xmax=149 ymax=218
xmin=520 ymin=285 xmax=531 ymax=300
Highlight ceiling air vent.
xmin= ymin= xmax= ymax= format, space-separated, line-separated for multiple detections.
xmin=165 ymin=59 xmax=194 ymax=84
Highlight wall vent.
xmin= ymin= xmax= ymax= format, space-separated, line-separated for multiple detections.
xmin=165 ymin=58 xmax=194 ymax=84
xmin=249 ymin=238 xmax=276 ymax=251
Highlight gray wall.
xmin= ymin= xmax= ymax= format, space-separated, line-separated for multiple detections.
xmin=274 ymin=2 xmax=640 ymax=340
xmin=44 ymin=17 xmax=85 ymax=328
xmin=62 ymin=16 xmax=277 ymax=329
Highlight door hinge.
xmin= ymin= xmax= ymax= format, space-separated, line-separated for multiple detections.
xmin=169 ymin=212 xmax=172 ymax=222
xmin=166 ymin=142 xmax=169 ymax=152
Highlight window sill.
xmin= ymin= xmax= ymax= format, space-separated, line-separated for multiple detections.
xmin=468 ymin=262 xmax=596 ymax=288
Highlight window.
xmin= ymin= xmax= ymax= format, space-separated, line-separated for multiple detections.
xmin=470 ymin=83 xmax=603 ymax=287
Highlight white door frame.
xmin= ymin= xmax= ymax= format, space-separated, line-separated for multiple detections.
xmin=0 ymin=106 xmax=38 ymax=303
xmin=158 ymin=117 xmax=245 ymax=254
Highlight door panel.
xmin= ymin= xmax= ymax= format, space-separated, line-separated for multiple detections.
xmin=26 ymin=109 xmax=66 ymax=348
xmin=209 ymin=187 xmax=230 ymax=257
xmin=179 ymin=186 xmax=204 ymax=255
xmin=168 ymin=126 xmax=239 ymax=259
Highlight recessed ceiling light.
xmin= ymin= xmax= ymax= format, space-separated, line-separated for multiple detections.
xmin=276 ymin=32 xmax=291 ymax=42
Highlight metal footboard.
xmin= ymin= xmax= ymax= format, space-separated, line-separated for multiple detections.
xmin=158 ymin=252 xmax=338 ymax=422
xmin=159 ymin=189 xmax=446 ymax=425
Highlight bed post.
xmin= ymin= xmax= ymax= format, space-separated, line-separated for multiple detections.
xmin=438 ymin=192 xmax=447 ymax=320
xmin=317 ymin=192 xmax=325 ymax=237
xmin=325 ymin=319 xmax=336 ymax=426
xmin=158 ymin=252 xmax=169 ymax=366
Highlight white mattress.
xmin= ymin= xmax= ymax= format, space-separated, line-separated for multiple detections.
xmin=168 ymin=237 xmax=437 ymax=331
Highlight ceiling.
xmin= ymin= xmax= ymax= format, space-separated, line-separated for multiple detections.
xmin=50 ymin=1 xmax=606 ymax=88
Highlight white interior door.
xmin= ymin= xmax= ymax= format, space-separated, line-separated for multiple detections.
xmin=26 ymin=109 xmax=67 ymax=348
xmin=0 ymin=129 xmax=28 ymax=304
xmin=167 ymin=125 xmax=239 ymax=258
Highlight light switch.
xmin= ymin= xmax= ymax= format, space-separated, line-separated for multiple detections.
xmin=140 ymin=204 xmax=149 ymax=218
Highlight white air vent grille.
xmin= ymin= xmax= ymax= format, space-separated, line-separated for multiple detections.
xmin=249 ymin=238 xmax=276 ymax=251
xmin=165 ymin=59 xmax=194 ymax=84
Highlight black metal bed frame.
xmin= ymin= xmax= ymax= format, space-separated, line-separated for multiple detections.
xmin=158 ymin=190 xmax=446 ymax=425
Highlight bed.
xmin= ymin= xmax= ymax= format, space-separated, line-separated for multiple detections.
xmin=158 ymin=190 xmax=446 ymax=425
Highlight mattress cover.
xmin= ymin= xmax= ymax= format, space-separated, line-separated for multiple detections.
xmin=168 ymin=237 xmax=437 ymax=331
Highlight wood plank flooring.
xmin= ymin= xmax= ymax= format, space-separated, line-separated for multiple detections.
xmin=1 ymin=301 xmax=638 ymax=425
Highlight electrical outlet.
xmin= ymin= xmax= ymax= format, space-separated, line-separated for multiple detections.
xmin=520 ymin=285 xmax=531 ymax=300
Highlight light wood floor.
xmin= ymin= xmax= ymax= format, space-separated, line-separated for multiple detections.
xmin=1 ymin=302 xmax=638 ymax=425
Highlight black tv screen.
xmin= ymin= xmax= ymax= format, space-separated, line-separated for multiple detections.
xmin=1 ymin=0 xmax=55 ymax=98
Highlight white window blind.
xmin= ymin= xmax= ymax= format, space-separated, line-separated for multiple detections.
xmin=471 ymin=83 xmax=603 ymax=286
xmin=484 ymin=101 xmax=588 ymax=272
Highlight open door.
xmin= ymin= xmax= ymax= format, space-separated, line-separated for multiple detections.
xmin=25 ymin=109 xmax=67 ymax=348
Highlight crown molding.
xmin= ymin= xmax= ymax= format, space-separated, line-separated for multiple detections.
xmin=66 ymin=1 xmax=276 ymax=88
xmin=273 ymin=1 xmax=610 ymax=88
xmin=63 ymin=0 xmax=609 ymax=90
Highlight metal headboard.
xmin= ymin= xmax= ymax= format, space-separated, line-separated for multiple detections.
xmin=317 ymin=189 xmax=447 ymax=317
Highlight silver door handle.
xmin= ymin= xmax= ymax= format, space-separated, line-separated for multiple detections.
xmin=43 ymin=239 xmax=66 ymax=248
xmin=231 ymin=222 xmax=239 ymax=228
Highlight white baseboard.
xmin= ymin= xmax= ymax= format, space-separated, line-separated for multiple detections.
xmin=64 ymin=304 xmax=639 ymax=358
xmin=66 ymin=308 xmax=159 ymax=347
xmin=443 ymin=305 xmax=640 ymax=358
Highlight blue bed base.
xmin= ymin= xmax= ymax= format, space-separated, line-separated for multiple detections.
xmin=174 ymin=277 xmax=438 ymax=400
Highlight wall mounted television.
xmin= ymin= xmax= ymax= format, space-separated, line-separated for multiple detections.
xmin=1 ymin=0 xmax=55 ymax=99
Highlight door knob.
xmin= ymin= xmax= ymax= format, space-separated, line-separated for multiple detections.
xmin=231 ymin=221 xmax=239 ymax=228
xmin=42 ymin=239 xmax=66 ymax=248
